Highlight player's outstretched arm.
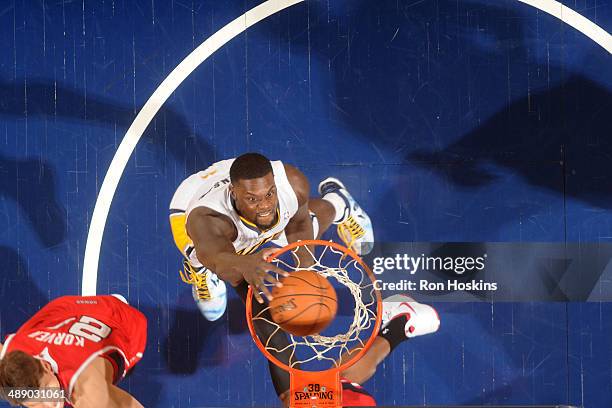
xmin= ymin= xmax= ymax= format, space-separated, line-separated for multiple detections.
xmin=72 ymin=358 xmax=144 ymax=408
xmin=73 ymin=383 xmax=144 ymax=408
xmin=73 ymin=383 xmax=145 ymax=408
xmin=187 ymin=207 xmax=288 ymax=303
xmin=107 ymin=384 xmax=145 ymax=408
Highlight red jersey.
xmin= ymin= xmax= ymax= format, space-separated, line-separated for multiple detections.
xmin=341 ymin=377 xmax=377 ymax=407
xmin=0 ymin=295 xmax=147 ymax=404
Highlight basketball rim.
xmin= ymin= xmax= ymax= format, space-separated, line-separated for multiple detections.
xmin=246 ymin=239 xmax=382 ymax=408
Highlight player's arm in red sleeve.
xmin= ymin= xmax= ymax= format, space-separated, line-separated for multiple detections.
xmin=283 ymin=164 xmax=316 ymax=266
xmin=186 ymin=207 xmax=287 ymax=303
xmin=71 ymin=358 xmax=144 ymax=408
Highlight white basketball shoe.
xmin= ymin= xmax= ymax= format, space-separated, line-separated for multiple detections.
xmin=381 ymin=294 xmax=440 ymax=338
xmin=180 ymin=260 xmax=227 ymax=321
xmin=318 ymin=177 xmax=374 ymax=255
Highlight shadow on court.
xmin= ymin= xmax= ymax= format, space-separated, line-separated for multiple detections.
xmin=0 ymin=154 xmax=66 ymax=248
xmin=161 ymin=291 xmax=248 ymax=374
xmin=0 ymin=77 xmax=216 ymax=175
xmin=0 ymin=246 xmax=49 ymax=331
xmin=257 ymin=0 xmax=611 ymax=211
xmin=409 ymin=75 xmax=612 ymax=209
xmin=0 ymin=76 xmax=216 ymax=254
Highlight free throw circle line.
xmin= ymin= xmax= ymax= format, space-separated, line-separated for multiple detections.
xmin=82 ymin=0 xmax=305 ymax=295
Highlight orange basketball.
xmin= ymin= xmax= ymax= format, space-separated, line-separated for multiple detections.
xmin=269 ymin=270 xmax=338 ymax=337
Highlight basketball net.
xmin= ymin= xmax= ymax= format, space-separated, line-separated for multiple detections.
xmin=246 ymin=240 xmax=382 ymax=408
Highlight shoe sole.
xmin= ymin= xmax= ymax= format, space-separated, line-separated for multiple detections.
xmin=318 ymin=177 xmax=347 ymax=195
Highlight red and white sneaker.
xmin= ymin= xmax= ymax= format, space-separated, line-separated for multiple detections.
xmin=381 ymin=294 xmax=440 ymax=338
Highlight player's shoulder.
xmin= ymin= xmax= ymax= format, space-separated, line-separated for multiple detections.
xmin=196 ymin=158 xmax=235 ymax=177
xmin=179 ymin=158 xmax=234 ymax=189
xmin=46 ymin=295 xmax=104 ymax=310
xmin=282 ymin=163 xmax=304 ymax=180
xmin=31 ymin=295 xmax=80 ymax=315
xmin=186 ymin=206 xmax=236 ymax=239
xmin=282 ymin=163 xmax=309 ymax=204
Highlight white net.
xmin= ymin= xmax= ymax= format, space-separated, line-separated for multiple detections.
xmin=251 ymin=241 xmax=380 ymax=370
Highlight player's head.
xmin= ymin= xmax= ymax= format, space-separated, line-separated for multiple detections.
xmin=0 ymin=351 xmax=62 ymax=407
xmin=230 ymin=153 xmax=278 ymax=229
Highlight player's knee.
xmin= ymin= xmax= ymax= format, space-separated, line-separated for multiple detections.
xmin=340 ymin=365 xmax=375 ymax=385
xmin=279 ymin=390 xmax=290 ymax=407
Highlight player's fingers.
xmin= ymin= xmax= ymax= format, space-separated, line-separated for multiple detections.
xmin=258 ymin=281 xmax=274 ymax=301
xmin=251 ymin=284 xmax=264 ymax=304
xmin=255 ymin=249 xmax=289 ymax=277
xmin=255 ymin=264 xmax=285 ymax=286
xmin=263 ymin=272 xmax=283 ymax=287
xmin=260 ymin=247 xmax=278 ymax=261
xmin=244 ymin=275 xmax=264 ymax=303
xmin=262 ymin=262 xmax=289 ymax=277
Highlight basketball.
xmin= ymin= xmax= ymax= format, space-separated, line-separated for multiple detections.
xmin=268 ymin=270 xmax=338 ymax=337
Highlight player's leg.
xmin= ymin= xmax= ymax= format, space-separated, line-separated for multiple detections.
xmin=340 ymin=295 xmax=440 ymax=384
xmin=234 ymin=282 xmax=295 ymax=398
xmin=178 ymin=260 xmax=227 ymax=321
xmin=278 ymin=389 xmax=293 ymax=408
xmin=308 ymin=198 xmax=335 ymax=238
xmin=169 ymin=205 xmax=227 ymax=321
xmin=313 ymin=178 xmax=375 ymax=255
xmin=71 ymin=358 xmax=145 ymax=408
xmin=107 ymin=383 xmax=145 ymax=408
xmin=339 ymin=336 xmax=391 ymax=385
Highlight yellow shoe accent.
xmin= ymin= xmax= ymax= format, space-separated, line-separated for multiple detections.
xmin=337 ymin=214 xmax=365 ymax=253
xmin=179 ymin=260 xmax=211 ymax=301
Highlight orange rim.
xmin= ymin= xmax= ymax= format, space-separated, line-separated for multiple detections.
xmin=245 ymin=239 xmax=382 ymax=375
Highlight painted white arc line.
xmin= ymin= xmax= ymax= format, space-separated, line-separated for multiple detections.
xmin=81 ymin=0 xmax=305 ymax=295
xmin=83 ymin=0 xmax=611 ymax=296
xmin=517 ymin=0 xmax=612 ymax=53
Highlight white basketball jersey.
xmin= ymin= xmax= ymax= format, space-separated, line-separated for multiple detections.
xmin=172 ymin=159 xmax=299 ymax=266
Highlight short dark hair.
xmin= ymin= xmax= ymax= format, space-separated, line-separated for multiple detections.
xmin=230 ymin=153 xmax=273 ymax=183
xmin=0 ymin=351 xmax=44 ymax=406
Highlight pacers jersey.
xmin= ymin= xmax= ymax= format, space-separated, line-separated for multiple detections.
xmin=0 ymin=296 xmax=147 ymax=405
xmin=169 ymin=158 xmax=299 ymax=267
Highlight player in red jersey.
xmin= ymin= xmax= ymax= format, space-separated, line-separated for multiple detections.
xmin=0 ymin=295 xmax=147 ymax=407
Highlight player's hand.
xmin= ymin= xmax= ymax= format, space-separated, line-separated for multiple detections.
xmin=242 ymin=248 xmax=289 ymax=304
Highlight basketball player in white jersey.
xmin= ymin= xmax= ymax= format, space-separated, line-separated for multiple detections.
xmin=169 ymin=152 xmax=374 ymax=321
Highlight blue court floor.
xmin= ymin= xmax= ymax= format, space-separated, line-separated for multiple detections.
xmin=0 ymin=0 xmax=611 ymax=406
